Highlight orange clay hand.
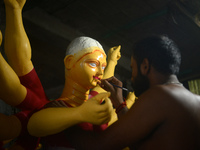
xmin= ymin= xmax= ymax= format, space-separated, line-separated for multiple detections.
xmin=79 ymin=92 xmax=113 ymax=125
xmin=107 ymin=45 xmax=121 ymax=65
xmin=4 ymin=0 xmax=26 ymax=10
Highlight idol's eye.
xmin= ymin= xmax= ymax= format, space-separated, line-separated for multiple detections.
xmin=89 ymin=62 xmax=97 ymax=67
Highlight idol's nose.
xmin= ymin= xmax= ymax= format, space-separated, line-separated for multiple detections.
xmin=96 ymin=66 xmax=103 ymax=76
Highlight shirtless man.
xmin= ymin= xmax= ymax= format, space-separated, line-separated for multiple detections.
xmin=66 ymin=35 xmax=200 ymax=150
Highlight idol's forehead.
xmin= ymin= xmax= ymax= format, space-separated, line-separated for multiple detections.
xmin=73 ymin=46 xmax=106 ymax=61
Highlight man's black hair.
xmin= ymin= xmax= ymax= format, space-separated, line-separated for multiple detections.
xmin=132 ymin=35 xmax=181 ymax=75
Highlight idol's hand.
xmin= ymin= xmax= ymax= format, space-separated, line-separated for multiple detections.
xmin=79 ymin=92 xmax=113 ymax=125
xmin=126 ymin=92 xmax=136 ymax=109
xmin=100 ymin=76 xmax=124 ymax=108
xmin=107 ymin=45 xmax=121 ymax=65
xmin=4 ymin=0 xmax=26 ymax=10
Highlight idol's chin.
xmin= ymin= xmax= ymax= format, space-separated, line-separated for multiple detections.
xmin=90 ymin=80 xmax=98 ymax=88
xmin=83 ymin=82 xmax=96 ymax=90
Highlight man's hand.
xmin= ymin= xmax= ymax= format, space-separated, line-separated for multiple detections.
xmin=4 ymin=0 xmax=26 ymax=10
xmin=107 ymin=45 xmax=121 ymax=65
xmin=99 ymin=76 xmax=124 ymax=108
xmin=79 ymin=92 xmax=113 ymax=125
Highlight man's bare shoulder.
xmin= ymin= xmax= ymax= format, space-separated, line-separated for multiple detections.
xmin=131 ymin=86 xmax=171 ymax=121
xmin=133 ymin=85 xmax=195 ymax=114
xmin=135 ymin=84 xmax=200 ymax=117
xmin=138 ymin=84 xmax=195 ymax=102
xmin=136 ymin=85 xmax=174 ymax=104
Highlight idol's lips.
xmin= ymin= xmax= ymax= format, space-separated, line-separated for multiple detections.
xmin=93 ymin=76 xmax=100 ymax=80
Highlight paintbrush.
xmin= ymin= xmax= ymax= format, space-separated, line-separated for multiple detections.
xmin=110 ymin=83 xmax=129 ymax=92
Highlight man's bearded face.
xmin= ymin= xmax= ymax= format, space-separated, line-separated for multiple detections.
xmin=131 ymin=57 xmax=150 ymax=97
xmin=131 ymin=70 xmax=150 ymax=97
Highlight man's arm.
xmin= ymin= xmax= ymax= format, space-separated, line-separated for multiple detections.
xmin=100 ymin=76 xmax=129 ymax=119
xmin=27 ymin=92 xmax=113 ymax=137
xmin=67 ymin=87 xmax=166 ymax=150
xmin=4 ymin=0 xmax=33 ymax=76
xmin=108 ymin=91 xmax=136 ymax=125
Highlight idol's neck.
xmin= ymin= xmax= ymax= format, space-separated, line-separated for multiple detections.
xmin=60 ymin=76 xmax=90 ymax=107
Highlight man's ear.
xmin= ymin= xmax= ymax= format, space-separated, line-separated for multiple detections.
xmin=64 ymin=55 xmax=74 ymax=70
xmin=140 ymin=58 xmax=150 ymax=75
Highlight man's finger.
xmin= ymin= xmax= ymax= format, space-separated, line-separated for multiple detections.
xmin=101 ymin=79 xmax=114 ymax=91
xmin=101 ymin=76 xmax=114 ymax=83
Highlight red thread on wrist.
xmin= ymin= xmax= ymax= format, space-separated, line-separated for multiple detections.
xmin=115 ymin=101 xmax=127 ymax=113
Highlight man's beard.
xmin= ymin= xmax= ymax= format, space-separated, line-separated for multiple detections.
xmin=131 ymin=71 xmax=150 ymax=97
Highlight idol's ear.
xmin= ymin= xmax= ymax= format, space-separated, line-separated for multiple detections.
xmin=64 ymin=55 xmax=74 ymax=70
xmin=140 ymin=58 xmax=150 ymax=75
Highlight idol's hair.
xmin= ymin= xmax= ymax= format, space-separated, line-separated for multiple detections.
xmin=66 ymin=36 xmax=105 ymax=56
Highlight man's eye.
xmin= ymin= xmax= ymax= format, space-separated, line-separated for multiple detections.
xmin=89 ymin=63 xmax=97 ymax=67
xmin=102 ymin=66 xmax=106 ymax=70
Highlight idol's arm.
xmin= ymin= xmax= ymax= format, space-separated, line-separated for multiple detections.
xmin=126 ymin=92 xmax=136 ymax=109
xmin=0 ymin=114 xmax=21 ymax=141
xmin=103 ymin=45 xmax=121 ymax=79
xmin=4 ymin=0 xmax=33 ymax=76
xmin=0 ymin=52 xmax=26 ymax=106
xmin=27 ymin=92 xmax=113 ymax=137
xmin=0 ymin=29 xmax=26 ymax=106
xmin=0 ymin=30 xmax=24 ymax=143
